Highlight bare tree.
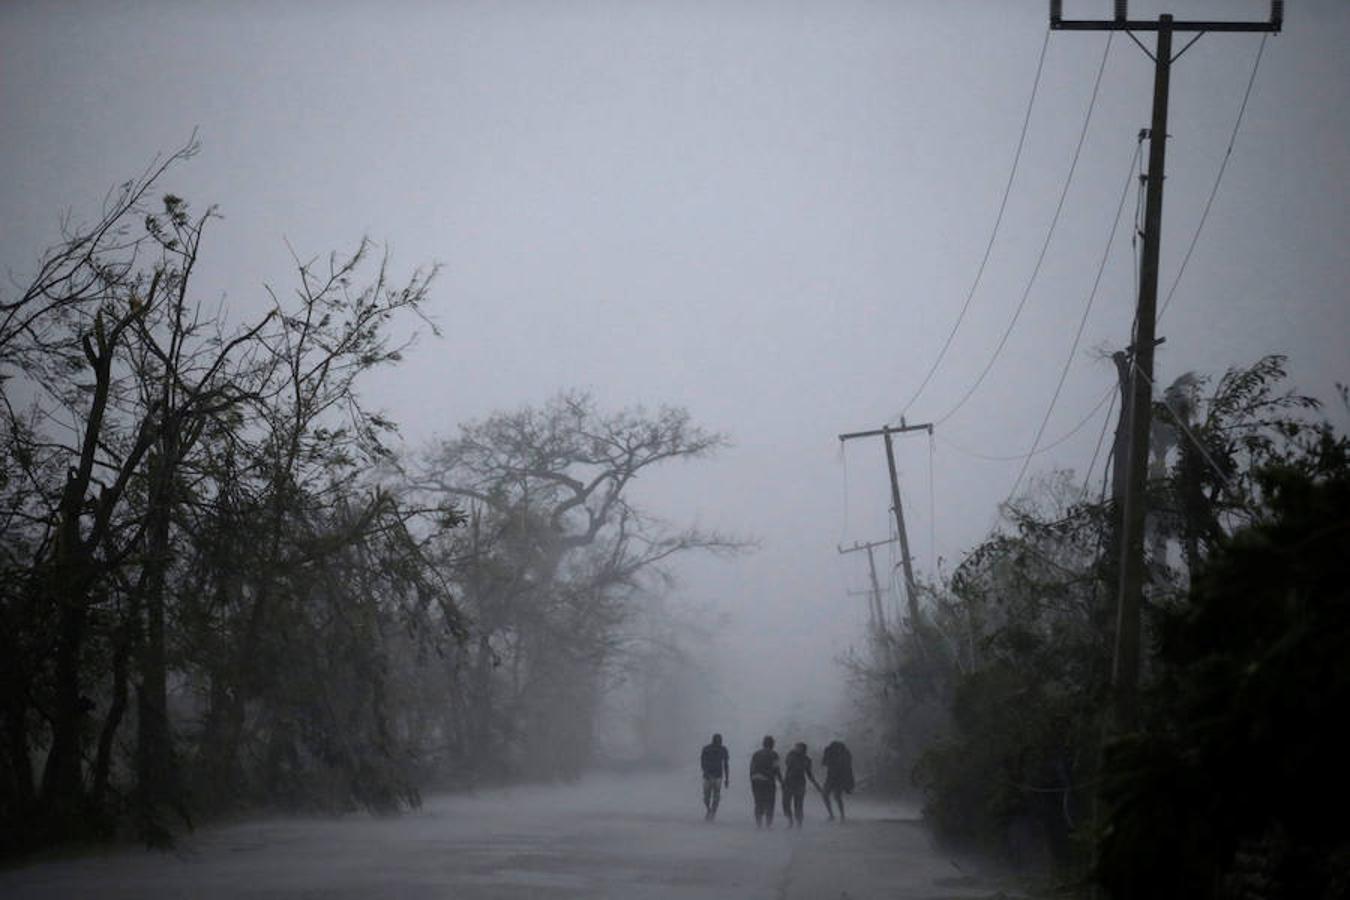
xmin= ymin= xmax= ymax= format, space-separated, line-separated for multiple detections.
xmin=0 ymin=143 xmax=461 ymax=848
xmin=414 ymin=391 xmax=747 ymax=778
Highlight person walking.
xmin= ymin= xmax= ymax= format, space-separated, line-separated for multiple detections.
xmin=780 ymin=742 xmax=822 ymax=828
xmin=748 ymin=735 xmax=783 ymax=828
xmin=820 ymin=739 xmax=855 ymax=822
xmin=700 ymin=733 xmax=730 ymax=821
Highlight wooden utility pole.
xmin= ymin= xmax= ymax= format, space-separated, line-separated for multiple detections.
xmin=1050 ymin=1 xmax=1282 ymax=730
xmin=838 ymin=420 xmax=933 ymax=628
xmin=838 ymin=537 xmax=897 ymax=633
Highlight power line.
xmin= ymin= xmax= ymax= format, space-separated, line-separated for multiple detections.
xmin=1080 ymin=381 xmax=1118 ymax=503
xmin=927 ymin=430 xmax=937 ymax=577
xmin=1085 ymin=32 xmax=1268 ymax=527
xmin=939 ymin=381 xmax=1114 ymax=462
xmin=935 ymin=32 xmax=1116 ymax=428
xmin=1083 ymin=416 xmax=1116 ymax=632
xmin=1006 ymin=137 xmax=1141 ymax=502
xmin=1132 ymin=128 xmax=1144 ymax=312
xmin=900 ymin=28 xmax=1053 ymax=418
xmin=1159 ymin=33 xmax=1269 ymax=320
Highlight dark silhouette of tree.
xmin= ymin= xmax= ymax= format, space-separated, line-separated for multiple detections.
xmin=0 ymin=145 xmax=461 ymax=851
xmin=869 ymin=358 xmax=1342 ymax=881
xmin=1095 ymin=422 xmax=1349 ymax=898
xmin=415 ymin=391 xmax=747 ymax=779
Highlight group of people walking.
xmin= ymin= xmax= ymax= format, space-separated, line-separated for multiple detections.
xmin=699 ymin=733 xmax=854 ymax=828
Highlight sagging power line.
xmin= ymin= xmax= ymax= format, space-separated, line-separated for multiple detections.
xmin=933 ymin=29 xmax=1115 ymax=428
xmin=1006 ymin=135 xmax=1142 ymax=502
xmin=901 ymin=28 xmax=1053 ymax=419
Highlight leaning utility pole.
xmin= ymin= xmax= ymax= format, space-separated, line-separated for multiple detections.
xmin=838 ymin=537 xmax=897 ymax=633
xmin=838 ymin=420 xmax=933 ymax=628
xmin=1050 ymin=0 xmax=1282 ymax=730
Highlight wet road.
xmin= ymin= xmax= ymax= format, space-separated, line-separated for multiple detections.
xmin=1 ymin=771 xmax=1019 ymax=899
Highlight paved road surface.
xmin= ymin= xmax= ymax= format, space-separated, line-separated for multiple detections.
xmin=1 ymin=771 xmax=1023 ymax=899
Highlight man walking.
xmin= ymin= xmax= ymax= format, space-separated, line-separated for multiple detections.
xmin=700 ymin=733 xmax=730 ymax=821
xmin=780 ymin=742 xmax=822 ymax=828
xmin=821 ymin=739 xmax=855 ymax=822
xmin=749 ymin=735 xmax=783 ymax=828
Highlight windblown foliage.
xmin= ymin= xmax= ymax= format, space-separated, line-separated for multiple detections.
xmin=853 ymin=356 xmax=1345 ymax=888
xmin=1 ymin=152 xmax=737 ymax=857
xmin=0 ymin=146 xmax=461 ymax=851
xmin=1096 ymin=428 xmax=1350 ymax=898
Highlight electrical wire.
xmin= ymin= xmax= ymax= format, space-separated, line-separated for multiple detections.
xmin=1007 ymin=136 xmax=1141 ymax=502
xmin=1096 ymin=36 xmax=1269 ymax=520
xmin=927 ymin=430 xmax=937 ymax=577
xmin=1160 ymin=33 xmax=1269 ymax=321
xmin=1084 ymin=433 xmax=1116 ymax=634
xmin=935 ymin=32 xmax=1116 ymax=427
xmin=939 ymin=381 xmax=1114 ymax=462
xmin=900 ymin=27 xmax=1053 ymax=418
xmin=1132 ymin=128 xmax=1144 ymax=308
xmin=1080 ymin=383 xmax=1118 ymax=503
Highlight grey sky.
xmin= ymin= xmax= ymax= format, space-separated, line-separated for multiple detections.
xmin=3 ymin=0 xmax=1347 ymax=732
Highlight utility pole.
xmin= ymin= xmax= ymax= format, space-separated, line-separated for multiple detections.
xmin=1050 ymin=1 xmax=1282 ymax=730
xmin=838 ymin=537 xmax=897 ymax=633
xmin=838 ymin=420 xmax=933 ymax=628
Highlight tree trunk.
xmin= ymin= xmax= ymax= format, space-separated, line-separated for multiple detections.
xmin=470 ymin=634 xmax=494 ymax=768
xmin=0 ymin=639 xmax=37 ymax=829
xmin=135 ymin=448 xmax=177 ymax=838
xmin=207 ymin=598 xmax=266 ymax=806
xmin=92 ymin=608 xmax=133 ymax=810
xmin=198 ymin=671 xmax=243 ymax=811
xmin=40 ymin=584 xmax=90 ymax=832
xmin=39 ymin=326 xmax=119 ymax=835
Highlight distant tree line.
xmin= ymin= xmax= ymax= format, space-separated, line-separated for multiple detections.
xmin=0 ymin=145 xmax=740 ymax=854
xmin=849 ymin=356 xmax=1348 ymax=896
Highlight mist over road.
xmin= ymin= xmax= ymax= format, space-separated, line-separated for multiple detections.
xmin=2 ymin=771 xmax=1015 ymax=899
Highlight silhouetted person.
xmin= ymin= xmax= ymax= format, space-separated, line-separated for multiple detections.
xmin=749 ymin=735 xmax=783 ymax=828
xmin=821 ymin=739 xmax=855 ymax=821
xmin=700 ymin=733 xmax=730 ymax=821
xmin=780 ymin=742 xmax=821 ymax=828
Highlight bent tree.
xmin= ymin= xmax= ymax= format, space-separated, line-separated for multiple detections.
xmin=0 ymin=144 xmax=460 ymax=849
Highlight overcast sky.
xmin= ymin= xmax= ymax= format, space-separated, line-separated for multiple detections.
xmin=3 ymin=0 xmax=1347 ymax=740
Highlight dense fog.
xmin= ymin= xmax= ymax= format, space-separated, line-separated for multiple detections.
xmin=2 ymin=1 xmax=1346 ymax=895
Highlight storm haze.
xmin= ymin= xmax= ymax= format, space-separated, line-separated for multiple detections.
xmin=1 ymin=1 xmax=1347 ymax=893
